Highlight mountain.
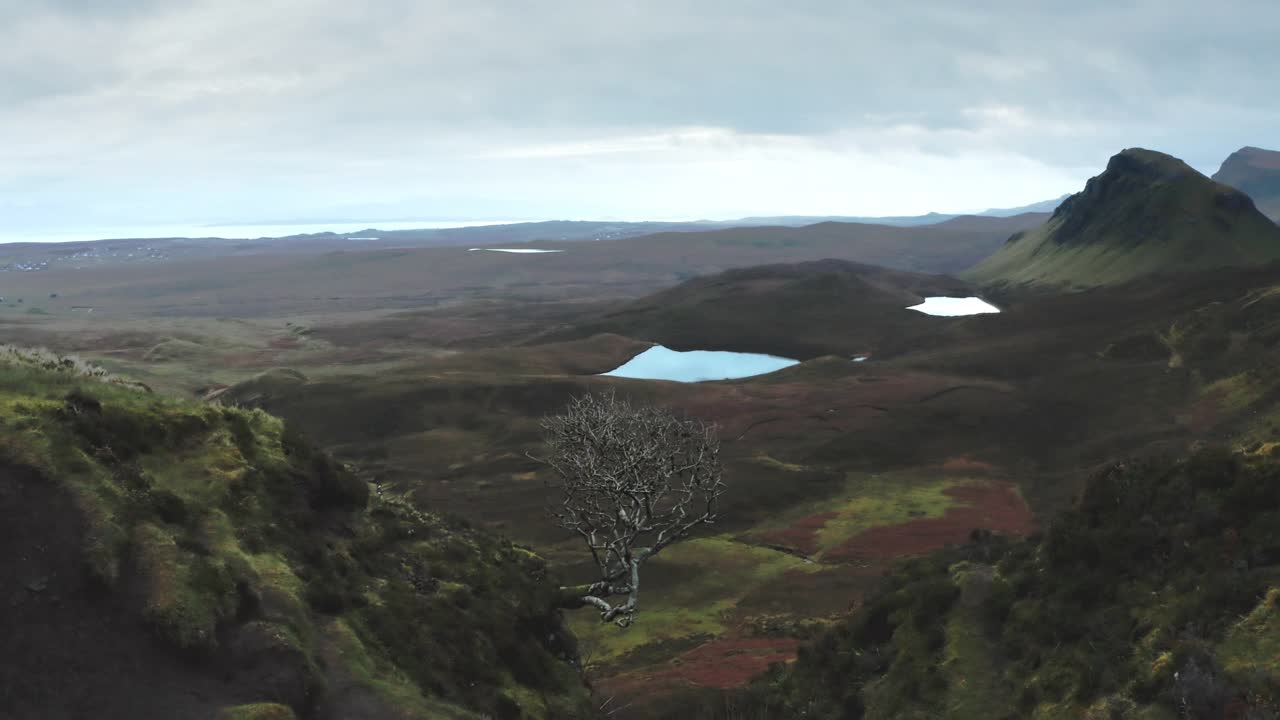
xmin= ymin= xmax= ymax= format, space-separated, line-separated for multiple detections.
xmin=966 ymin=148 xmax=1280 ymax=288
xmin=930 ymin=212 xmax=1051 ymax=232
xmin=732 ymin=212 xmax=958 ymax=227
xmin=0 ymin=349 xmax=591 ymax=719
xmin=733 ymin=198 xmax=1065 ymax=228
xmin=1213 ymin=146 xmax=1280 ymax=221
xmin=973 ymin=193 xmax=1070 ymax=217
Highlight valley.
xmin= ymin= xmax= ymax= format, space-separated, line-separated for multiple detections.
xmin=5 ymin=146 xmax=1280 ymax=719
xmin=10 ymin=3 xmax=1280 ymax=717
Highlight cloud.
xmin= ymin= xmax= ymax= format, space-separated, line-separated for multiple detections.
xmin=1 ymin=0 xmax=1278 ymax=230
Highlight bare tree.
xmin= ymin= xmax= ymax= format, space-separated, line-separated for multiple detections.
xmin=537 ymin=390 xmax=725 ymax=627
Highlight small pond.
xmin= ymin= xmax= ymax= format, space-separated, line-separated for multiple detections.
xmin=907 ymin=297 xmax=1001 ymax=316
xmin=601 ymin=345 xmax=800 ymax=382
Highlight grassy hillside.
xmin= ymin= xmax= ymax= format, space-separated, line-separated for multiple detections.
xmin=1213 ymin=146 xmax=1280 ymax=222
xmin=0 ymin=348 xmax=592 ymax=720
xmin=195 ymin=261 xmax=1280 ymax=717
xmin=707 ymin=448 xmax=1280 ymax=719
xmin=967 ymin=148 xmax=1280 ymax=289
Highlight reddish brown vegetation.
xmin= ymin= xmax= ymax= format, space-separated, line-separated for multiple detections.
xmin=826 ymin=483 xmax=1035 ymax=561
xmin=665 ymin=636 xmax=801 ymax=689
xmin=1189 ymin=390 xmax=1224 ymax=433
xmin=601 ymin=636 xmax=802 ymax=698
xmin=757 ymin=511 xmax=837 ymax=556
xmin=938 ymin=456 xmax=998 ymax=473
xmin=669 ymin=372 xmax=1015 ymax=446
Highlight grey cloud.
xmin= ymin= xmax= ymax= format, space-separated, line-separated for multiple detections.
xmin=1 ymin=0 xmax=1279 ymax=227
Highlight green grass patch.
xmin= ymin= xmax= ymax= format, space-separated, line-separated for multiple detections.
xmin=570 ymin=536 xmax=822 ymax=667
xmin=941 ymin=563 xmax=1016 ymax=720
xmin=1203 ymin=371 xmax=1270 ymax=413
xmin=814 ymin=474 xmax=966 ymax=556
xmin=1218 ymin=587 xmax=1280 ymax=679
xmin=742 ymin=471 xmax=971 ymax=559
xmin=749 ymin=454 xmax=810 ymax=473
xmin=217 ymin=703 xmax=298 ymax=720
xmin=322 ymin=619 xmax=471 ymax=720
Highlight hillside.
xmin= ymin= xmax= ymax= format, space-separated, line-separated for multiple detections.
xmin=0 ymin=349 xmax=592 ymax=720
xmin=966 ymin=148 xmax=1280 ymax=288
xmin=1213 ymin=146 xmax=1280 ymax=222
xmin=537 ymin=259 xmax=983 ymax=359
xmin=26 ymin=256 xmax=1280 ymax=718
xmin=707 ymin=448 xmax=1280 ymax=719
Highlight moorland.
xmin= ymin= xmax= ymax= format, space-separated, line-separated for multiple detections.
xmin=4 ymin=146 xmax=1280 ymax=719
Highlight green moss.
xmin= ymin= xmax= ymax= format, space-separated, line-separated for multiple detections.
xmin=1218 ymin=587 xmax=1280 ymax=678
xmin=217 ymin=703 xmax=298 ymax=720
xmin=0 ymin=351 xmax=591 ymax=718
xmin=749 ymin=454 xmax=809 ymax=473
xmin=940 ymin=563 xmax=1017 ymax=720
xmin=1203 ymin=371 xmax=1269 ymax=413
xmin=132 ymin=522 xmax=239 ymax=651
xmin=322 ymin=619 xmax=457 ymax=719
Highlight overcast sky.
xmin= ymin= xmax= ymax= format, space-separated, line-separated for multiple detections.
xmin=2 ymin=0 xmax=1278 ymax=235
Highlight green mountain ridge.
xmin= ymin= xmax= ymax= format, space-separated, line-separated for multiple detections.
xmin=966 ymin=148 xmax=1280 ymax=288
xmin=0 ymin=348 xmax=592 ymax=720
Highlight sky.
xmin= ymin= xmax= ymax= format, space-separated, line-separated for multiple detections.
xmin=2 ymin=0 xmax=1278 ymax=236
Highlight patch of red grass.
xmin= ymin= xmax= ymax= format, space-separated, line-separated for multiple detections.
xmin=670 ymin=372 xmax=1013 ymax=444
xmin=938 ymin=456 xmax=997 ymax=473
xmin=826 ymin=483 xmax=1035 ymax=561
xmin=1189 ymin=390 xmax=1223 ymax=433
xmin=601 ymin=636 xmax=801 ymax=696
xmin=668 ymin=636 xmax=800 ymax=689
xmin=268 ymin=337 xmax=302 ymax=349
xmin=757 ymin=511 xmax=837 ymax=555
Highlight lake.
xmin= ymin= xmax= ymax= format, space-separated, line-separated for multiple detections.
xmin=601 ymin=345 xmax=800 ymax=382
xmin=907 ymin=297 xmax=1001 ymax=316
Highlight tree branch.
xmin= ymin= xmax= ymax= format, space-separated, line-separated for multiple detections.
xmin=539 ymin=390 xmax=724 ymax=625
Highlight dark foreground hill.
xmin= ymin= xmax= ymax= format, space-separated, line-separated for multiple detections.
xmin=536 ymin=259 xmax=985 ymax=359
xmin=967 ymin=148 xmax=1280 ymax=288
xmin=1214 ymin=146 xmax=1280 ymax=222
xmin=706 ymin=448 xmax=1280 ymax=719
xmin=0 ymin=349 xmax=591 ymax=720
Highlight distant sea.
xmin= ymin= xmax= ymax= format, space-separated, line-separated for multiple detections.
xmin=0 ymin=219 xmax=533 ymax=244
